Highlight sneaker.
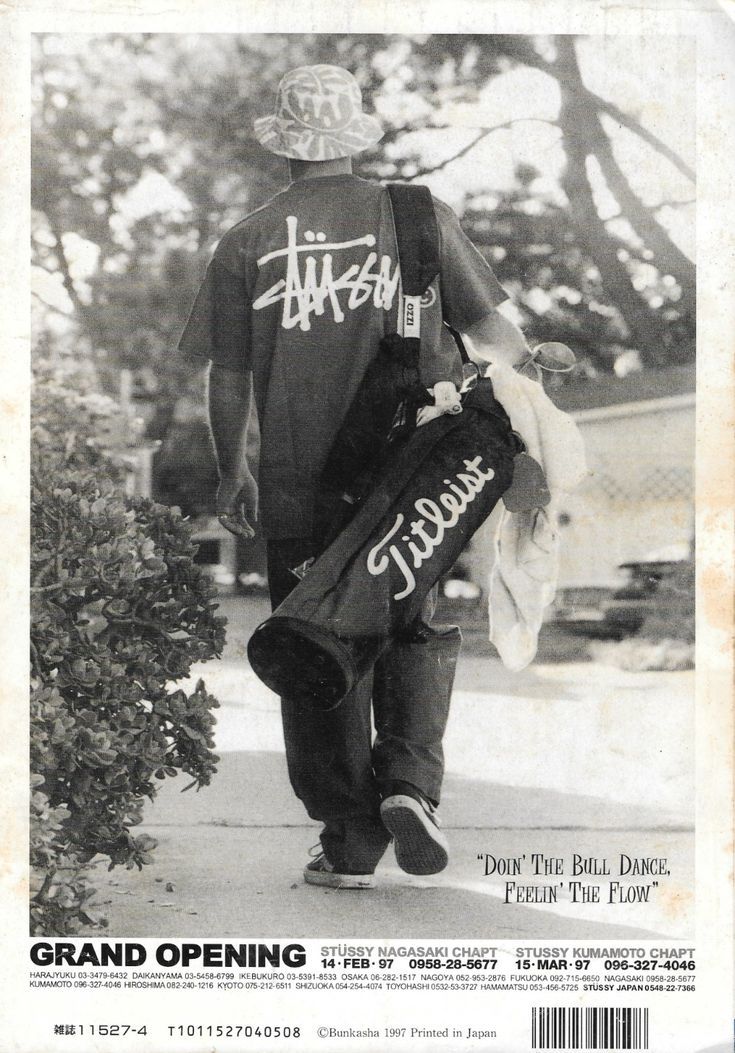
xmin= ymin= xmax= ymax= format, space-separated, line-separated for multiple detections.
xmin=303 ymin=852 xmax=375 ymax=889
xmin=380 ymin=793 xmax=449 ymax=876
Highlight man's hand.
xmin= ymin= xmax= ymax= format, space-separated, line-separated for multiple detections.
xmin=208 ymin=364 xmax=256 ymax=537
xmin=417 ymin=380 xmax=462 ymax=427
xmin=216 ymin=468 xmax=258 ymax=539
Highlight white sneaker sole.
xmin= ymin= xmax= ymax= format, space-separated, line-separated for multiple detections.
xmin=380 ymin=795 xmax=449 ymax=876
xmin=303 ymin=868 xmax=375 ymax=890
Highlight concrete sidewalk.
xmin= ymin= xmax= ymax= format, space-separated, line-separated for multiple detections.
xmin=91 ymin=597 xmax=694 ymax=940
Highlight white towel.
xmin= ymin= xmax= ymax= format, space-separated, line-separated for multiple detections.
xmin=486 ymin=363 xmax=587 ymax=493
xmin=485 ymin=363 xmax=587 ymax=670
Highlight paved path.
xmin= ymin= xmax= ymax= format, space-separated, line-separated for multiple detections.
xmin=91 ymin=596 xmax=695 ymax=940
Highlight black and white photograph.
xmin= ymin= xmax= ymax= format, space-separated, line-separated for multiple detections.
xmin=29 ymin=27 xmax=697 ymax=937
xmin=2 ymin=4 xmax=733 ymax=1052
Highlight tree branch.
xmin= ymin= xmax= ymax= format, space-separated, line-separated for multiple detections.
xmin=554 ymin=38 xmax=674 ymax=366
xmin=654 ymin=199 xmax=695 ymax=211
xmin=594 ymin=94 xmax=694 ymax=183
xmin=47 ymin=222 xmax=87 ymax=318
xmin=407 ymin=118 xmax=558 ymax=178
xmin=492 ymin=34 xmax=694 ymax=183
xmin=554 ymin=37 xmax=694 ymax=319
xmin=31 ymin=288 xmax=74 ymax=319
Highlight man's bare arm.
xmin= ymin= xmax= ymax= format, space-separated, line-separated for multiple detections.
xmin=208 ymin=362 xmax=257 ymax=538
xmin=461 ymin=306 xmax=532 ymax=369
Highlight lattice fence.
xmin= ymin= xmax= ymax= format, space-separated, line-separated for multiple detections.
xmin=584 ymin=463 xmax=693 ymax=504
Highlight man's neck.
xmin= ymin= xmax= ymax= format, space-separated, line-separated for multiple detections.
xmin=288 ymin=157 xmax=353 ymax=182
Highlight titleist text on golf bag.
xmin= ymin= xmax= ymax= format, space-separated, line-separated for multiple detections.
xmin=248 ymin=382 xmax=516 ymax=708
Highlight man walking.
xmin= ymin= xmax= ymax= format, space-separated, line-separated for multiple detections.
xmin=179 ymin=64 xmax=531 ymax=888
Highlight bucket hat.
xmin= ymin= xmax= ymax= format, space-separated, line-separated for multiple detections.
xmin=253 ymin=64 xmax=383 ymax=161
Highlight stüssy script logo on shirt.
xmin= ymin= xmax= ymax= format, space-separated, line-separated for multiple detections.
xmin=252 ymin=216 xmax=400 ymax=331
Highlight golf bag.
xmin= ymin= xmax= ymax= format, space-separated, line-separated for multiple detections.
xmin=247 ymin=185 xmax=519 ymax=709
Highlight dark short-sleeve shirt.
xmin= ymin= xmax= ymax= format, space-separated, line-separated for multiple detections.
xmin=179 ymin=174 xmax=507 ymax=539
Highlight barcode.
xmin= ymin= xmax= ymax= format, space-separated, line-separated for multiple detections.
xmin=531 ymin=1007 xmax=649 ymax=1049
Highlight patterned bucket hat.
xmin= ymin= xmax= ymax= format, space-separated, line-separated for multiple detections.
xmin=254 ymin=64 xmax=384 ymax=161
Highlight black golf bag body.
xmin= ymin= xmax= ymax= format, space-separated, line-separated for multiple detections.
xmin=248 ymin=184 xmax=519 ymax=709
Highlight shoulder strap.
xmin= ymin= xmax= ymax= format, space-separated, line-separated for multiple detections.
xmin=387 ymin=184 xmax=470 ymax=365
xmin=387 ymin=183 xmax=440 ymax=297
xmin=388 ymin=183 xmax=437 ymax=341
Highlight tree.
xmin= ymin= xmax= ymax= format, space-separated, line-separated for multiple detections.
xmin=396 ymin=35 xmax=695 ymax=365
xmin=32 ymin=33 xmax=695 ymax=459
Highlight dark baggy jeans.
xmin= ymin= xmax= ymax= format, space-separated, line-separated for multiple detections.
xmin=267 ymin=537 xmax=462 ymax=873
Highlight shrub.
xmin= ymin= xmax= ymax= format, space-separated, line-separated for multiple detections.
xmin=30 ymin=357 xmax=225 ymax=935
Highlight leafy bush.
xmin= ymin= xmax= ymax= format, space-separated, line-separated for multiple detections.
xmin=30 ymin=357 xmax=225 ymax=935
